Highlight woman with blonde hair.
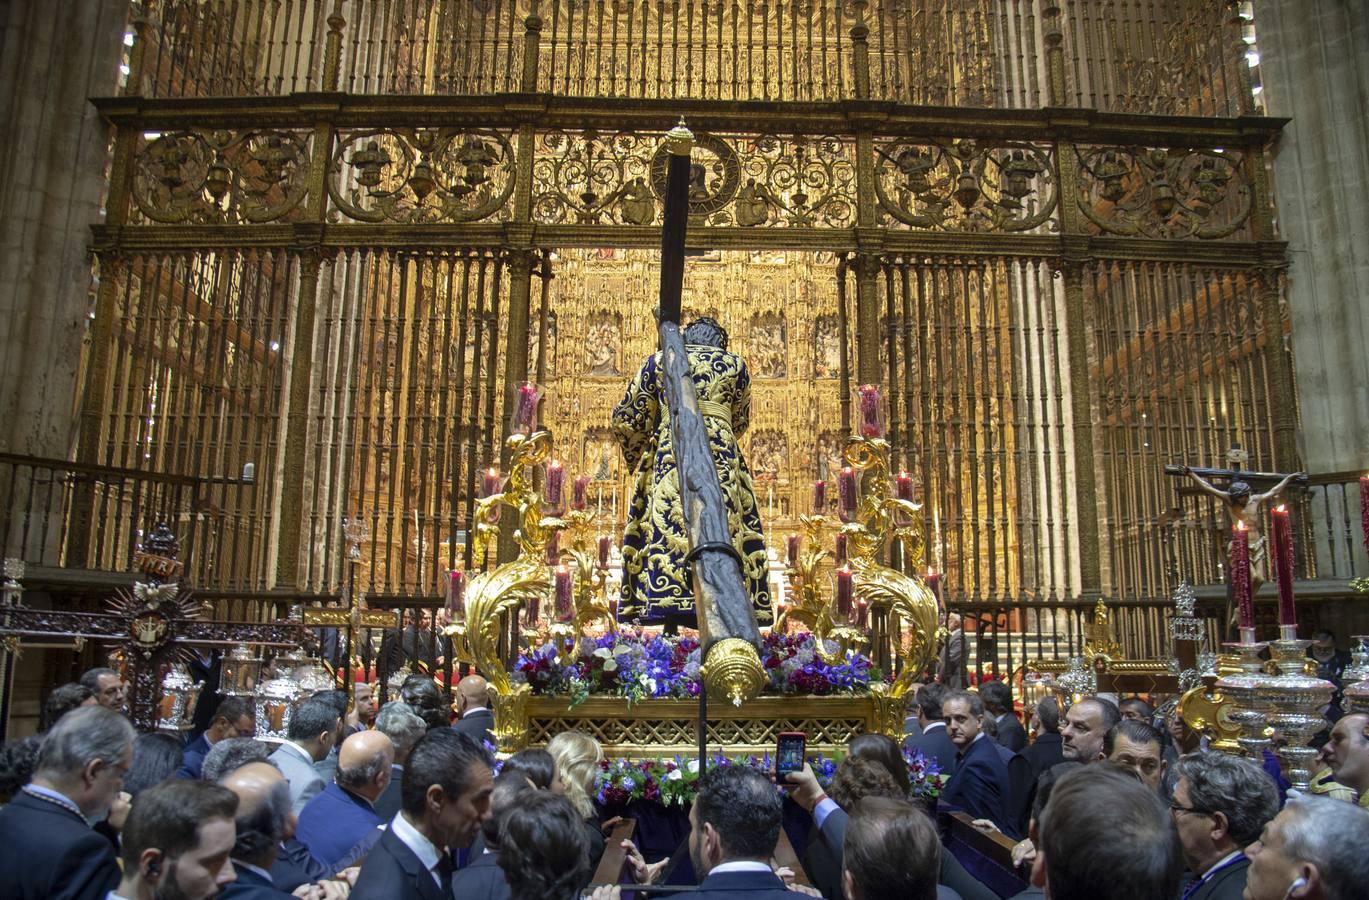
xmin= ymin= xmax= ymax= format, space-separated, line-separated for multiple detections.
xmin=546 ymin=730 xmax=606 ymax=865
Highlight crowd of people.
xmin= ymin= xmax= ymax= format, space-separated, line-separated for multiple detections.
xmin=2 ymin=656 xmax=1369 ymax=900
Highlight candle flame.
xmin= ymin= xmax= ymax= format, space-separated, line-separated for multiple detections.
xmin=1275 ymin=504 xmax=1286 ymax=513
xmin=1236 ymin=520 xmax=1247 ymax=531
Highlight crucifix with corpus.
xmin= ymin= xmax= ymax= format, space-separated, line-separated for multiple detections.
xmin=300 ymin=515 xmax=398 ymax=703
xmin=0 ymin=524 xmax=305 ymax=731
xmin=1165 ymin=444 xmax=1306 ymax=617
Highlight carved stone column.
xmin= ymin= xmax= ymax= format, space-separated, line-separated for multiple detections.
xmin=851 ymin=251 xmax=884 ymax=387
xmin=1254 ymin=0 xmax=1369 ymax=474
xmin=0 ymin=0 xmax=129 ymax=456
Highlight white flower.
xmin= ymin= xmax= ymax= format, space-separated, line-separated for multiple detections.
xmin=603 ymin=658 xmax=618 ymax=672
xmin=667 ymin=768 xmax=683 ymax=781
xmin=593 ymin=647 xmax=611 ymax=659
xmin=686 ymin=758 xmax=700 ymax=773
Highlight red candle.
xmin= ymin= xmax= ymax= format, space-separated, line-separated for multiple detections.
xmin=812 ymin=480 xmax=827 ymax=511
xmin=524 ymin=592 xmax=539 ymax=627
xmin=836 ymin=566 xmax=853 ymax=619
xmin=572 ymin=475 xmax=590 ymax=511
xmin=858 ymin=384 xmax=884 ymax=438
xmin=835 ymin=532 xmax=848 ymax=564
xmin=856 ymin=598 xmax=869 ymax=629
xmin=545 ymin=460 xmax=565 ymax=508
xmin=1271 ymin=505 xmax=1297 ymax=627
xmin=597 ymin=534 xmax=612 ymax=568
xmin=554 ymin=565 xmax=573 ymax=622
xmin=483 ymin=467 xmax=502 ymax=498
xmin=926 ymin=567 xmax=941 ymax=603
xmin=545 ymin=531 xmax=560 ymax=565
xmin=786 ymin=534 xmax=801 ymax=567
xmin=838 ymin=467 xmax=858 ymax=519
xmin=447 ymin=570 xmax=465 ymax=619
xmin=1232 ymin=522 xmax=1253 ymax=631
xmin=1360 ymin=475 xmax=1369 ymax=554
xmin=895 ymin=471 xmax=914 ymax=501
xmin=512 ymin=382 xmax=540 ymax=434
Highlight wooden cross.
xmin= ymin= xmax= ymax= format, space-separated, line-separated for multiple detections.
xmin=300 ymin=515 xmax=398 ymax=700
xmin=0 ymin=525 xmax=304 ymax=731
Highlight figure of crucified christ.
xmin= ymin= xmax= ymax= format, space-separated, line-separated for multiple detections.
xmin=1180 ymin=466 xmax=1305 ymax=591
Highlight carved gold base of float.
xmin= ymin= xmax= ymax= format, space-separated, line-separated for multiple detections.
xmin=505 ymin=694 xmax=889 ymax=757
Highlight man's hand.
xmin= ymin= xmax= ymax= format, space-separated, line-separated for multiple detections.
xmin=787 ymin=885 xmax=822 ymax=897
xmin=784 ymin=764 xmax=825 ymax=813
xmin=335 ymin=867 xmax=360 ymax=886
xmin=585 ymin=887 xmax=621 ymax=900
xmin=622 ymin=839 xmax=667 ymax=885
xmin=106 ymin=791 xmax=132 ymax=832
xmin=1011 ymin=838 xmax=1037 ymax=868
xmin=970 ymin=818 xmax=1000 ymax=833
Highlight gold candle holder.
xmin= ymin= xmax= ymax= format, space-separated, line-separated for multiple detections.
xmin=777 ymin=512 xmax=866 ymax=664
xmin=1213 ymin=629 xmax=1275 ymax=762
xmin=443 ymin=429 xmax=565 ymax=752
xmin=1264 ymin=626 xmax=1336 ymax=791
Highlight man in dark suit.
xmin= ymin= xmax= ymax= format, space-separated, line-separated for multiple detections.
xmin=980 ymin=680 xmax=1027 ymax=753
xmin=452 ymin=674 xmax=495 ymax=746
xmin=295 ymin=730 xmax=394 ymax=871
xmin=1172 ymin=752 xmax=1278 ymax=900
xmin=350 ymin=730 xmax=494 ymax=900
xmin=373 ymin=700 xmax=428 ymax=821
xmin=939 ymin=689 xmax=1013 ymax=836
xmin=109 ymin=779 xmax=239 ymax=900
xmin=219 ymin=761 xmax=304 ymax=899
xmin=688 ymin=765 xmax=795 ymax=900
xmin=1033 ymin=766 xmax=1181 ymax=899
xmin=0 ymin=705 xmax=132 ymax=900
xmin=904 ymin=683 xmax=958 ymax=778
xmin=379 ymin=610 xmax=451 ymax=676
xmin=1021 ymin=697 xmax=1064 ymax=780
xmin=457 ymin=774 xmax=534 ymax=900
xmin=177 ymin=696 xmax=255 ymax=780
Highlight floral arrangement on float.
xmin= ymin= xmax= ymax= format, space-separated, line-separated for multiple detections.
xmin=511 ymin=629 xmax=876 ymax=706
xmin=589 ymin=747 xmax=942 ymax=808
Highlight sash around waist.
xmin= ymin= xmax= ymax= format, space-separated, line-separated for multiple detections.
xmin=694 ymin=399 xmax=732 ymax=422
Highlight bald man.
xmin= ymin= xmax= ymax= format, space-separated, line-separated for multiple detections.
xmin=452 ymin=675 xmax=494 ymax=746
xmin=294 ymin=731 xmax=394 ymax=872
xmin=219 ymin=763 xmax=296 ymax=899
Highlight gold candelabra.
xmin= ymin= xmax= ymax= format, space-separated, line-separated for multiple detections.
xmin=443 ymin=429 xmax=564 ymax=751
xmin=777 ymin=512 xmax=866 ymax=664
xmin=837 ymin=435 xmax=943 ymax=737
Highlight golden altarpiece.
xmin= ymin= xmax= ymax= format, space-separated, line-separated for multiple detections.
xmin=40 ymin=0 xmax=1305 ymax=749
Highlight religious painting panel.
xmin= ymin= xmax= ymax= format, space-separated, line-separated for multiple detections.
xmin=584 ymin=311 xmax=625 ymax=377
xmin=749 ymin=314 xmax=788 ymax=379
xmin=813 ymin=314 xmax=842 ymax=379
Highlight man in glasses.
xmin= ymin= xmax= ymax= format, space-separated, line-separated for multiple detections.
xmin=1170 ymin=752 xmax=1279 ymax=900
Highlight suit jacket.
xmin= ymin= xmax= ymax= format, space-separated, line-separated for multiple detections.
xmin=176 ymin=732 xmax=212 ymax=779
xmin=452 ymin=708 xmax=495 ymax=747
xmin=270 ymin=742 xmax=326 ymax=814
xmin=0 ymin=790 xmax=121 ymax=900
xmin=809 ymin=805 xmax=967 ymax=900
xmin=940 ymin=735 xmax=1011 ymax=836
xmin=1187 ymin=856 xmax=1251 ymax=900
xmin=450 ymin=850 xmax=511 ymax=900
xmin=350 ymin=826 xmax=449 ymax=900
xmin=906 ymin=722 xmax=959 ymax=778
xmin=692 ymin=868 xmax=803 ymax=900
xmin=271 ymin=837 xmax=329 ymax=891
xmin=374 ymin=764 xmax=405 ymax=821
xmin=220 ymin=862 xmax=296 ymax=899
xmin=296 ymin=782 xmax=383 ymax=872
xmin=379 ymin=625 xmax=451 ymax=675
xmin=994 ymin=714 xmax=1028 ymax=753
xmin=1021 ymin=733 xmax=1064 ymax=780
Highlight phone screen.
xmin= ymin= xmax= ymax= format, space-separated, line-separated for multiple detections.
xmin=776 ymin=732 xmax=806 ymax=780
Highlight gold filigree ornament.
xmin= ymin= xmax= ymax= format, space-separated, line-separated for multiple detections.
xmin=560 ymin=508 xmax=616 ymax=635
xmin=700 ymin=637 xmax=768 ymax=708
xmin=840 ymin=435 xmax=944 ymax=737
xmin=443 ymin=429 xmax=566 ymax=751
xmin=777 ymin=512 xmax=866 ymax=665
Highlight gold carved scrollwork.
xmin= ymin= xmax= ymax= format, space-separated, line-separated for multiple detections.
xmin=873 ymin=138 xmax=1057 ymax=232
xmin=1075 ymin=146 xmax=1252 ymax=239
xmin=726 ymin=135 xmax=857 ymax=228
xmin=328 ymin=128 xmax=516 ymax=224
xmin=131 ymin=130 xmax=311 ymax=224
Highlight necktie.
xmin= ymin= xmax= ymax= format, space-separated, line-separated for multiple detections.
xmin=436 ymin=852 xmax=455 ymax=895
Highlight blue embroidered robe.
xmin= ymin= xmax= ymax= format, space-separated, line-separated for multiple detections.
xmin=610 ymin=344 xmax=771 ymax=625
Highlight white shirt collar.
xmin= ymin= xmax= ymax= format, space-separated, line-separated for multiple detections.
xmin=277 ymin=739 xmax=316 ymax=763
xmin=708 ymin=861 xmax=774 ymax=875
xmin=1198 ymin=850 xmax=1245 ymax=881
xmin=923 ymin=721 xmax=947 ymax=732
xmin=461 ymin=706 xmax=489 ymax=717
xmin=390 ymin=812 xmax=444 ymax=886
